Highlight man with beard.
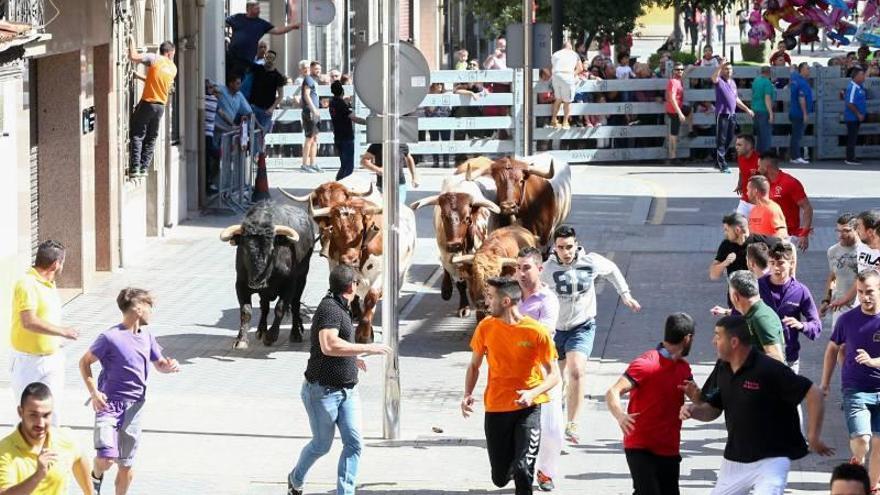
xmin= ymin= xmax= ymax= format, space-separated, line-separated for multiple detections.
xmin=462 ymin=277 xmax=560 ymax=495
xmin=821 ymin=213 xmax=861 ymax=327
xmin=605 ymin=313 xmax=699 ymax=495
xmin=832 ymin=210 xmax=880 ymax=312
xmin=0 ymin=382 xmax=94 ymax=494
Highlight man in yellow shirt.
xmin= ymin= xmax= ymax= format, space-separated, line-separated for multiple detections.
xmin=127 ymin=37 xmax=177 ymax=177
xmin=10 ymin=240 xmax=79 ymax=424
xmin=0 ymin=382 xmax=93 ymax=494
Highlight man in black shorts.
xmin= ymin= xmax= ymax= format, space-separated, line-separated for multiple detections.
xmin=300 ymin=61 xmax=322 ymax=173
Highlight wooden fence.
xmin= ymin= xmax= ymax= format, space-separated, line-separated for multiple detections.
xmin=265 ymin=65 xmax=872 ymax=168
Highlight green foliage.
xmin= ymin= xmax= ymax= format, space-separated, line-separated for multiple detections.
xmin=740 ymin=42 xmax=767 ymax=63
xmin=647 ymin=50 xmax=698 ymax=69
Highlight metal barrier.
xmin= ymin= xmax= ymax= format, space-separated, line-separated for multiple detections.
xmin=263 ymin=66 xmax=867 ymax=165
xmin=208 ymin=123 xmax=262 ymax=213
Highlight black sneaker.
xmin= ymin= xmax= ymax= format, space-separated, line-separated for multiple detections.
xmin=91 ymin=471 xmax=103 ymax=494
xmin=287 ymin=480 xmax=302 ymax=495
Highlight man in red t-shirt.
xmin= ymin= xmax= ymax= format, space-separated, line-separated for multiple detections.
xmin=758 ymin=151 xmax=813 ymax=251
xmin=665 ymin=64 xmax=692 ymax=162
xmin=734 ymin=134 xmax=759 ymax=217
xmin=605 ymin=313 xmax=699 ymax=495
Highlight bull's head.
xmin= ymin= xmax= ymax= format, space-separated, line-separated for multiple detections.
xmin=311 ymin=201 xmax=382 ymax=266
xmin=411 ymin=193 xmax=500 ymax=253
xmin=278 ymin=182 xmax=373 ymax=209
xmin=220 ymin=224 xmax=300 ymax=290
xmin=472 ymin=157 xmax=554 ymax=217
xmin=451 ymin=253 xmax=517 ymax=321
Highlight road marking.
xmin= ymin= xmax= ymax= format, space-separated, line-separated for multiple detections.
xmin=400 ymin=266 xmax=444 ymax=323
xmin=666 ymin=207 xmax=700 ymax=212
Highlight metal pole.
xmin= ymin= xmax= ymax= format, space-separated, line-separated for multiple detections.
xmin=522 ymin=0 xmax=533 ymax=156
xmin=380 ymin=0 xmax=401 ymax=441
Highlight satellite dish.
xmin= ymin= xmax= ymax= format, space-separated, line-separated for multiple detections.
xmin=353 ymin=42 xmax=431 ymax=115
xmin=308 ymin=0 xmax=336 ymax=26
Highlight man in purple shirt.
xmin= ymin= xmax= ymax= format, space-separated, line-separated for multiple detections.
xmin=78 ymin=288 xmax=180 ymax=495
xmin=821 ymin=270 xmax=880 ymax=491
xmin=711 ymin=60 xmax=754 ymax=173
xmin=758 ymin=242 xmax=822 ymax=372
xmin=515 ymin=246 xmax=562 ymax=492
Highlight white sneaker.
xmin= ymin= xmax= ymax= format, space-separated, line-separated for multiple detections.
xmin=791 ymin=157 xmax=809 ymax=164
xmin=844 ymin=160 xmax=862 ymax=166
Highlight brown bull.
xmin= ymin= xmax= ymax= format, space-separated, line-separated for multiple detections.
xmin=452 ymin=225 xmax=537 ymax=322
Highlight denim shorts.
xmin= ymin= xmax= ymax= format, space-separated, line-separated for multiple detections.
xmin=553 ymin=320 xmax=596 ymax=359
xmin=842 ymin=389 xmax=880 ymax=437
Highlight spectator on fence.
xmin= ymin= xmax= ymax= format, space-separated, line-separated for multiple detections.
xmin=425 ymin=82 xmax=453 ymax=167
xmin=712 ymin=60 xmax=755 ymax=173
xmin=666 ymin=63 xmax=692 ymax=163
xmin=844 ymin=67 xmax=867 ymax=166
xmin=615 ymin=52 xmax=634 ymax=80
xmin=654 ymin=51 xmax=672 ymax=78
xmin=452 ymin=81 xmax=486 ymax=146
xmin=751 ymin=66 xmax=775 ymax=154
xmin=483 ymin=36 xmax=507 ymax=70
xmin=215 ymin=73 xmax=254 ymax=149
xmin=454 ymin=49 xmax=469 ymax=70
xmin=329 ymin=81 xmax=365 ymax=181
xmin=858 ymin=45 xmax=871 ymax=67
xmin=769 ymin=40 xmax=792 ymax=67
xmin=696 ymin=45 xmax=721 ymax=67
xmin=789 ymin=62 xmax=813 ymax=164
xmin=550 ymin=39 xmax=583 ymax=130
xmin=249 ymin=50 xmax=286 ymax=154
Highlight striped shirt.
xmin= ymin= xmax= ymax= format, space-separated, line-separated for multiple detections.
xmin=204 ymin=93 xmax=217 ymax=137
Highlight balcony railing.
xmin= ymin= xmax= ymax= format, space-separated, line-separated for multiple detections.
xmin=4 ymin=0 xmax=44 ymax=30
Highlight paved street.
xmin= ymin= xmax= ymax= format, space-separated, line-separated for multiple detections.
xmin=2 ymin=160 xmax=879 ymax=494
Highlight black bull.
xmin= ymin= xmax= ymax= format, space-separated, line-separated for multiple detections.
xmin=220 ymin=201 xmax=316 ymax=349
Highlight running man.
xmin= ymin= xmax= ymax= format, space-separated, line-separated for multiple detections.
xmin=821 ymin=213 xmax=861 ymax=327
xmin=462 ymin=277 xmax=560 ymax=495
xmin=515 ymin=247 xmax=562 ymax=492
xmin=79 ymin=288 xmax=180 ymax=494
xmin=542 ymin=225 xmax=641 ymax=444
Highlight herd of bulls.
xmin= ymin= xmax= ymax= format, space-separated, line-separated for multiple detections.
xmin=218 ymin=153 xmax=572 ymax=349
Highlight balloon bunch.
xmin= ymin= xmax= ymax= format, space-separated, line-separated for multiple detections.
xmin=747 ymin=0 xmax=870 ymax=48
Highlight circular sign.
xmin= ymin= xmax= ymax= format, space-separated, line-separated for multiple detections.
xmin=308 ymin=0 xmax=336 ymax=26
xmin=353 ymin=42 xmax=431 ymax=115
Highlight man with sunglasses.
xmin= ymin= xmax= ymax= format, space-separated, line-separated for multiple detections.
xmin=665 ymin=64 xmax=691 ymax=163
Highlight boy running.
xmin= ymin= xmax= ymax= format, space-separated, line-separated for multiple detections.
xmin=78 ymin=288 xmax=180 ymax=494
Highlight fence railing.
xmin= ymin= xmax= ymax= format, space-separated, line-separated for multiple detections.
xmin=208 ymin=123 xmax=262 ymax=213
xmin=264 ymin=65 xmax=870 ymax=167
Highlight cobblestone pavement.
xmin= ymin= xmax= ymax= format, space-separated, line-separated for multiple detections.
xmin=1 ymin=161 xmax=879 ymax=494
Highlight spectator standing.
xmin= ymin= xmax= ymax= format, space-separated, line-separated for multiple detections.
xmin=301 ymin=61 xmax=322 ymax=173
xmin=821 ymin=270 xmax=880 ymax=491
xmin=483 ymin=37 xmax=507 ymax=70
xmin=681 ymin=315 xmax=833 ymax=494
xmin=550 ymin=39 xmax=583 ymax=130
xmin=747 ymin=175 xmax=788 ymax=238
xmin=615 ymin=52 xmax=634 ymax=80
xmin=328 ymin=81 xmax=366 ymax=181
xmin=727 ymin=270 xmax=786 ymax=361
xmin=454 ymin=49 xmax=469 ymax=70
xmin=831 ymin=210 xmax=880 ymax=312
xmin=696 ymin=45 xmax=721 ymax=67
xmin=734 ymin=135 xmax=760 ymax=216
xmin=769 ymin=40 xmax=792 ymax=66
xmin=515 ymin=247 xmax=562 ymax=492
xmin=844 ymin=67 xmax=868 ymax=165
xmin=424 ymin=83 xmax=452 ymax=167
xmin=225 ymin=0 xmax=298 ymax=97
xmin=711 ymin=61 xmax=755 ymax=173
xmin=789 ymin=62 xmax=814 ymax=163
xmin=288 ymin=265 xmax=391 ymax=495
xmin=665 ymin=64 xmax=692 ymax=163
xmin=759 ymin=243 xmax=822 ymax=371
xmin=462 ymin=277 xmax=560 ymax=495
xmin=248 ymin=49 xmax=286 ymax=153
xmin=821 ymin=214 xmax=861 ymax=327
xmin=737 ymin=9 xmax=748 ymax=39
xmin=0 ymin=383 xmax=94 ymax=494
xmin=605 ymin=313 xmax=699 ymax=495
xmin=78 ymin=288 xmax=180 ymax=495
xmin=758 ymin=151 xmax=813 ymax=250
xmin=127 ymin=39 xmax=177 ymax=177
xmin=360 ymin=142 xmax=418 ymax=203
xmin=9 ymin=240 xmax=79 ymax=424
xmin=214 ymin=73 xmax=254 ymax=147
xmin=750 ymin=66 xmax=775 ymax=154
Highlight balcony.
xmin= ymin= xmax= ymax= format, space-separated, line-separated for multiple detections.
xmin=3 ymin=0 xmax=43 ymax=30
xmin=0 ymin=0 xmax=49 ymax=63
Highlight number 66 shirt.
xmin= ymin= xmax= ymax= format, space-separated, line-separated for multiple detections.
xmin=541 ymin=247 xmax=633 ymax=331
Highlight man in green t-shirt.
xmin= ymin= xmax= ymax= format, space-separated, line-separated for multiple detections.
xmin=750 ymin=66 xmax=776 ymax=154
xmin=728 ymin=269 xmax=785 ymax=362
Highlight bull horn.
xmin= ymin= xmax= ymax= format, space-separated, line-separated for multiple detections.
xmin=500 ymin=257 xmax=519 ymax=267
xmin=278 ymin=188 xmax=314 ymax=202
xmin=472 ymin=197 xmax=501 ymax=214
xmin=363 ymin=206 xmax=383 ymax=216
xmin=410 ymin=195 xmax=440 ymax=210
xmin=311 ymin=206 xmax=332 ymax=218
xmin=349 ymin=183 xmax=374 ymax=197
xmin=273 ymin=225 xmax=300 ymax=242
xmin=219 ymin=224 xmax=242 ymax=242
xmin=451 ymin=254 xmax=475 ymax=265
xmin=528 ymin=159 xmax=555 ymax=180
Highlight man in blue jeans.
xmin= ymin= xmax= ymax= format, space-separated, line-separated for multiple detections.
xmin=821 ymin=269 xmax=880 ymax=492
xmin=844 ymin=67 xmax=868 ymax=166
xmin=789 ymin=62 xmax=813 ymax=164
xmin=288 ymin=265 xmax=390 ymax=495
xmin=541 ymin=225 xmax=641 ymax=445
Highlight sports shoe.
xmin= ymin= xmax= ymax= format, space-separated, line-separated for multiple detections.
xmin=564 ymin=421 xmax=580 ymax=444
xmin=287 ymin=480 xmax=302 ymax=495
xmin=311 ymin=164 xmax=325 ymax=173
xmin=844 ymin=160 xmax=862 ymax=166
xmin=719 ymin=166 xmax=731 ymax=174
xmin=301 ymin=165 xmax=316 ymax=174
xmin=91 ymin=471 xmax=103 ymax=494
xmin=791 ymin=157 xmax=809 ymax=164
xmin=561 ymin=122 xmax=570 ymax=130
xmin=537 ymin=470 xmax=555 ymax=491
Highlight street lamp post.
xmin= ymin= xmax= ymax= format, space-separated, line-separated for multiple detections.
xmin=522 ymin=0 xmax=533 ymax=155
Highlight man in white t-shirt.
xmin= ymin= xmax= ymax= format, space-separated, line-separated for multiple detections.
xmin=831 ymin=210 xmax=880 ymax=312
xmin=820 ymin=213 xmax=861 ymax=327
xmin=550 ymin=39 xmax=583 ymax=130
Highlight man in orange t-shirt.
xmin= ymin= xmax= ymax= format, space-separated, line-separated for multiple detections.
xmin=462 ymin=276 xmax=560 ymax=495
xmin=747 ymin=175 xmax=788 ymax=238
xmin=128 ymin=38 xmax=177 ymax=177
